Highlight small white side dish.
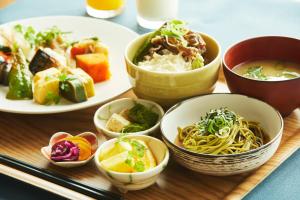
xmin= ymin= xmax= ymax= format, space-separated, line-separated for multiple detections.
xmin=94 ymin=135 xmax=169 ymax=192
xmin=93 ymin=98 xmax=164 ymax=138
xmin=161 ymin=93 xmax=283 ymax=175
xmin=41 ymin=131 xmax=98 ymax=168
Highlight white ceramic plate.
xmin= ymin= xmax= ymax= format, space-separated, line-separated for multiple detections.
xmin=0 ymin=16 xmax=138 ymax=114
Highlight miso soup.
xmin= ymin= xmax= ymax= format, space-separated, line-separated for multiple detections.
xmin=233 ymin=60 xmax=300 ymax=81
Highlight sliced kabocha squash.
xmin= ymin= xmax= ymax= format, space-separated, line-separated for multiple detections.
xmin=29 ymin=49 xmax=59 ymax=75
xmin=59 ymin=74 xmax=88 ymax=103
xmin=33 ymin=67 xmax=60 ymax=104
xmin=76 ymin=53 xmax=110 ymax=83
xmin=65 ymin=68 xmax=95 ymax=98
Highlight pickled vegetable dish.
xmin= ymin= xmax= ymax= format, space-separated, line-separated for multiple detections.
xmin=99 ymin=137 xmax=156 ymax=173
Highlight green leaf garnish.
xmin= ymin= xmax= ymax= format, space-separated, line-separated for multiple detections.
xmin=197 ymin=108 xmax=237 ymax=135
xmin=14 ymin=24 xmax=23 ymax=33
xmin=160 ymin=20 xmax=188 ymax=38
xmin=132 ymin=20 xmax=188 ymax=64
xmin=125 ymin=151 xmax=134 ymax=167
xmin=191 ymin=55 xmax=204 ymax=69
xmin=116 ymin=135 xmax=147 ymax=172
xmin=58 ymin=74 xmax=76 ymax=92
xmin=244 ymin=66 xmax=268 ymax=80
xmin=131 ymin=140 xmax=145 ymax=158
xmin=134 ymin=161 xmax=145 ymax=172
xmin=14 ymin=24 xmax=36 ymax=48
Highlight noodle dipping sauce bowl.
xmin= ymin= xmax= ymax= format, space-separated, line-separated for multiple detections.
xmin=223 ymin=36 xmax=300 ymax=116
xmin=125 ymin=32 xmax=221 ymax=107
xmin=160 ymin=94 xmax=283 ymax=176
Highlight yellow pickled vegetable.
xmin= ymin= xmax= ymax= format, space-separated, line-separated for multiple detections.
xmin=99 ymin=138 xmax=156 ymax=173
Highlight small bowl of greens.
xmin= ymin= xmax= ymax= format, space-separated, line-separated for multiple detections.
xmin=94 ymin=98 xmax=164 ymax=138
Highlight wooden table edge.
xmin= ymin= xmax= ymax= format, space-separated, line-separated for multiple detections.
xmin=224 ymin=133 xmax=300 ymax=200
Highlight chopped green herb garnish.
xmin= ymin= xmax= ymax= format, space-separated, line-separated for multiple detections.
xmin=160 ymin=20 xmax=189 ymax=39
xmin=90 ymin=37 xmax=99 ymax=41
xmin=58 ymin=74 xmax=76 ymax=92
xmin=24 ymin=26 xmax=36 ymax=48
xmin=14 ymin=24 xmax=36 ymax=48
xmin=134 ymin=161 xmax=145 ymax=172
xmin=133 ymin=20 xmax=189 ymax=64
xmin=35 ymin=26 xmax=63 ymax=47
xmin=197 ymin=108 xmax=237 ymax=135
xmin=191 ymin=55 xmax=204 ymax=69
xmin=244 ymin=66 xmax=268 ymax=80
xmin=125 ymin=151 xmax=134 ymax=166
xmin=131 ymin=140 xmax=146 ymax=158
xmin=118 ymin=136 xmax=147 ymax=172
xmin=58 ymin=74 xmax=68 ymax=82
xmin=13 ymin=24 xmax=70 ymax=48
xmin=14 ymin=24 xmax=23 ymax=33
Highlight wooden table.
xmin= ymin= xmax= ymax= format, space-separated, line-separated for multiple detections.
xmin=1 ymin=73 xmax=299 ymax=200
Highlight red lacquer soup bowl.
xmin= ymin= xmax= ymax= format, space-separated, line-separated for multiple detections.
xmin=223 ymin=36 xmax=300 ymax=117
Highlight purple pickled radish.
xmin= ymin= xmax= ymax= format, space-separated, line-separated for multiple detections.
xmin=51 ymin=140 xmax=79 ymax=162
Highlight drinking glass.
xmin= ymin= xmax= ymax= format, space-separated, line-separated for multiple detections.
xmin=86 ymin=0 xmax=125 ymax=18
xmin=136 ymin=0 xmax=179 ymax=29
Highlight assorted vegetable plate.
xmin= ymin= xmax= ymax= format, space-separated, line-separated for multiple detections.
xmin=0 ymin=16 xmax=138 ymax=114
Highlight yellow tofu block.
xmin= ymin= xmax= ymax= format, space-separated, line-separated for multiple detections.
xmin=33 ymin=68 xmax=60 ymax=104
xmin=66 ymin=68 xmax=95 ymax=98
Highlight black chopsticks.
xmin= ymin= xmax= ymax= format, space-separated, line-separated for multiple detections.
xmin=0 ymin=154 xmax=122 ymax=200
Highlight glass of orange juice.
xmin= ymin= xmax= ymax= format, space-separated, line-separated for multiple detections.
xmin=86 ymin=0 xmax=125 ymax=18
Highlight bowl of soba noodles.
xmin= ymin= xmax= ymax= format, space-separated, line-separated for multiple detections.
xmin=160 ymin=93 xmax=283 ymax=176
